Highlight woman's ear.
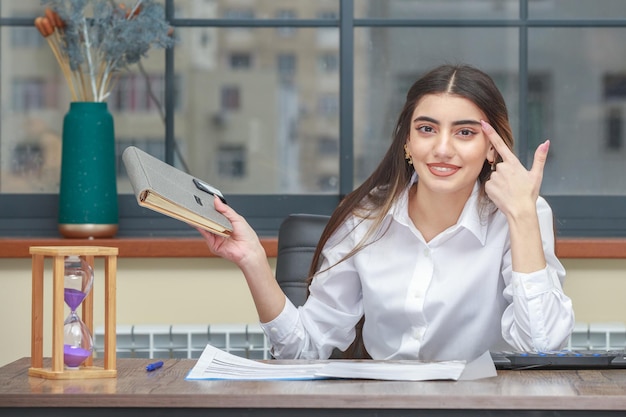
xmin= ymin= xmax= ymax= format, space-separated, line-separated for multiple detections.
xmin=486 ymin=145 xmax=496 ymax=164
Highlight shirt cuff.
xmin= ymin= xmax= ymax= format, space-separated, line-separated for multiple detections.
xmin=511 ymin=266 xmax=561 ymax=298
xmin=260 ymin=297 xmax=300 ymax=342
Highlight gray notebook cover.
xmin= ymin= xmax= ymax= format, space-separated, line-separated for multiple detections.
xmin=122 ymin=146 xmax=233 ymax=236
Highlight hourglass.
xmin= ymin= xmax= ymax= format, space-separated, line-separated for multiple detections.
xmin=29 ymin=246 xmax=118 ymax=379
xmin=63 ymin=255 xmax=94 ymax=368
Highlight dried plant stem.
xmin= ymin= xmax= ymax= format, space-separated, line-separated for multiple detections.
xmin=50 ymin=28 xmax=82 ymax=101
xmin=70 ymin=68 xmax=83 ymax=101
xmin=36 ymin=0 xmax=175 ymax=104
xmin=128 ymin=0 xmax=143 ymax=18
xmin=99 ymin=68 xmax=119 ymax=102
xmin=81 ymin=19 xmax=99 ymax=101
xmin=96 ymin=60 xmax=111 ymax=102
xmin=78 ymin=67 xmax=90 ymax=101
xmin=45 ymin=37 xmax=78 ymax=101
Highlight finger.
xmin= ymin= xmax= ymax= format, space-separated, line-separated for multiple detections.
xmin=213 ymin=195 xmax=245 ymax=226
xmin=196 ymin=226 xmax=220 ymax=248
xmin=196 ymin=226 xmax=213 ymax=241
xmin=213 ymin=195 xmax=239 ymax=219
xmin=480 ymin=120 xmax=513 ymax=161
xmin=530 ymin=139 xmax=550 ymax=177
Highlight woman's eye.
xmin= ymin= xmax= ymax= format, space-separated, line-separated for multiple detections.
xmin=458 ymin=129 xmax=476 ymax=137
xmin=417 ymin=125 xmax=434 ymax=133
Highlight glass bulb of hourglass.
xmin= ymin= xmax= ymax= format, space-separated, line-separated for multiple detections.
xmin=63 ymin=312 xmax=94 ymax=368
xmin=63 ymin=255 xmax=94 ymax=369
xmin=64 ymin=255 xmax=93 ymax=310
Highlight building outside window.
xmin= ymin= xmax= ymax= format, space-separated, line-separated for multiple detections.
xmin=229 ymin=53 xmax=252 ymax=69
xmin=2 ymin=0 xmax=626 ymax=237
xmin=218 ymin=145 xmax=246 ymax=179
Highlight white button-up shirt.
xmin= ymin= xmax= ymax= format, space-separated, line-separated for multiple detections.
xmin=261 ymin=180 xmax=574 ymax=362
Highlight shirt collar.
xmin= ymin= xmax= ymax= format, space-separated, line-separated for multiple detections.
xmin=390 ymin=173 xmax=489 ymax=246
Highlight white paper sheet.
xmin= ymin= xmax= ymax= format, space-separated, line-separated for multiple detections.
xmin=185 ymin=344 xmax=497 ymax=381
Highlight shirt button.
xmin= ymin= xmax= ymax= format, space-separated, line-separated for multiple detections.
xmin=413 ymin=329 xmax=422 ymax=340
xmin=270 ymin=327 xmax=278 ymax=334
xmin=423 ymin=248 xmax=430 ymax=257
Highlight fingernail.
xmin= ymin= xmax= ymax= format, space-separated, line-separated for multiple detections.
xmin=480 ymin=120 xmax=491 ymax=130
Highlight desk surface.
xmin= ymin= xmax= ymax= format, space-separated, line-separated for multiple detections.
xmin=2 ymin=358 xmax=626 ymax=416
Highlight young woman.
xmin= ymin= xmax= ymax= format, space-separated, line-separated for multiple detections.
xmin=198 ymin=64 xmax=574 ymax=362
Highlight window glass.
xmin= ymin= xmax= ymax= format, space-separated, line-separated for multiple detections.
xmin=174 ymin=0 xmax=339 ymax=20
xmin=0 ymin=26 xmax=167 ymax=196
xmin=529 ymin=27 xmax=626 ymax=195
xmin=110 ymin=51 xmax=169 ymax=196
xmin=318 ymin=53 xmax=339 ymax=73
xmin=0 ymin=0 xmax=40 ymax=15
xmin=355 ymin=0 xmax=519 ymax=19
xmin=1 ymin=28 xmax=66 ymax=193
xmin=528 ymin=0 xmax=626 ymax=20
xmin=172 ymin=27 xmax=340 ymax=194
xmin=354 ymin=27 xmax=520 ymax=184
xmin=3 ymin=0 xmax=626 ymax=237
xmin=0 ymin=3 xmax=60 ymax=193
xmin=276 ymin=10 xmax=297 ymax=37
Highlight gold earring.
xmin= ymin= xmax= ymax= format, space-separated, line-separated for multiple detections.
xmin=490 ymin=160 xmax=496 ymax=171
xmin=404 ymin=145 xmax=413 ymax=165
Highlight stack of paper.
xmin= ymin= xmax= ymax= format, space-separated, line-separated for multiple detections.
xmin=187 ymin=345 xmax=326 ymax=381
xmin=186 ymin=344 xmax=496 ymax=381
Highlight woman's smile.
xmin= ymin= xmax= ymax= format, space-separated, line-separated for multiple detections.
xmin=427 ymin=163 xmax=459 ymax=177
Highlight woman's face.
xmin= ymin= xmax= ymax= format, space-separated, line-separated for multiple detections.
xmin=405 ymin=93 xmax=495 ymax=200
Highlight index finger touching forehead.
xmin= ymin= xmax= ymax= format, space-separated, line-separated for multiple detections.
xmin=480 ymin=120 xmax=510 ymax=156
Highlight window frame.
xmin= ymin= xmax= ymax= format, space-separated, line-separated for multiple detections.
xmin=2 ymin=0 xmax=626 ymax=238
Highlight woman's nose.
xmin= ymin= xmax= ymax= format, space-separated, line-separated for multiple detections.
xmin=433 ymin=133 xmax=453 ymax=157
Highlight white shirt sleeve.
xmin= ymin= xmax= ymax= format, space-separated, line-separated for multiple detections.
xmin=500 ymin=197 xmax=575 ymax=352
xmin=260 ymin=218 xmax=364 ymax=359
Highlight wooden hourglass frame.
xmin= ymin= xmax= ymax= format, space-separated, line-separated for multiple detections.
xmin=29 ymin=246 xmax=118 ymax=379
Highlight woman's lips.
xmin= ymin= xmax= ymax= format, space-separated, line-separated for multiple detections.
xmin=427 ymin=163 xmax=459 ymax=177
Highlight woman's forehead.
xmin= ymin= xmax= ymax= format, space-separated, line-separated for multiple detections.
xmin=412 ymin=93 xmax=486 ymax=122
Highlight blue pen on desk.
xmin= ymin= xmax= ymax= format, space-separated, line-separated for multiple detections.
xmin=146 ymin=361 xmax=164 ymax=372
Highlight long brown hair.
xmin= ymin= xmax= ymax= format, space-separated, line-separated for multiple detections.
xmin=306 ymin=64 xmax=515 ymax=358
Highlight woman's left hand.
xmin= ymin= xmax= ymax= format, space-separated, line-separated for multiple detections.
xmin=481 ymin=120 xmax=549 ymax=219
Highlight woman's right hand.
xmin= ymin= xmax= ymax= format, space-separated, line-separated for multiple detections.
xmin=197 ymin=196 xmax=266 ymax=268
xmin=199 ymin=197 xmax=288 ymax=323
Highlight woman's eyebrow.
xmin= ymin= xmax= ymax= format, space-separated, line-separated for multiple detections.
xmin=413 ymin=116 xmax=482 ymax=126
xmin=452 ymin=119 xmax=482 ymax=127
xmin=413 ymin=116 xmax=438 ymax=124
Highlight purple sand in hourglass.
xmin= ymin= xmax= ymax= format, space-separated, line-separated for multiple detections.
xmin=64 ymin=288 xmax=86 ymax=311
xmin=63 ymin=344 xmax=91 ymax=368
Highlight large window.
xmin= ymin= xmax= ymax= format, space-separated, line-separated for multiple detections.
xmin=2 ymin=0 xmax=626 ymax=237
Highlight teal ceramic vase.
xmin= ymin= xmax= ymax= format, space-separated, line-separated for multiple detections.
xmin=58 ymin=102 xmax=118 ymax=238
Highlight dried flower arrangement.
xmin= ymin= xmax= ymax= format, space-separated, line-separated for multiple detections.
xmin=34 ymin=0 xmax=175 ymax=102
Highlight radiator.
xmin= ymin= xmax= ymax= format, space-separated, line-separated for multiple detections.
xmin=568 ymin=322 xmax=626 ymax=351
xmin=95 ymin=321 xmax=626 ymax=360
xmin=94 ymin=323 xmax=269 ymax=360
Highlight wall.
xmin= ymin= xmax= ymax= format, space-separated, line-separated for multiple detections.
xmin=1 ymin=257 xmax=625 ymax=367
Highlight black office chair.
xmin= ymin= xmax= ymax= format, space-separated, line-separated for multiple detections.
xmin=275 ymin=213 xmax=369 ymax=359
xmin=275 ymin=214 xmax=330 ymax=308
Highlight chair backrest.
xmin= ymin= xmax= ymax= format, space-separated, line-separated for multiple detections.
xmin=275 ymin=214 xmax=330 ymax=307
xmin=275 ymin=213 xmax=370 ymax=359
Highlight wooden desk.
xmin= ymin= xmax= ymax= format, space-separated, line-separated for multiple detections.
xmin=2 ymin=357 xmax=626 ymax=416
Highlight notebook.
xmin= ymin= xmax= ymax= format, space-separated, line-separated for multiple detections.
xmin=122 ymin=146 xmax=233 ymax=237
